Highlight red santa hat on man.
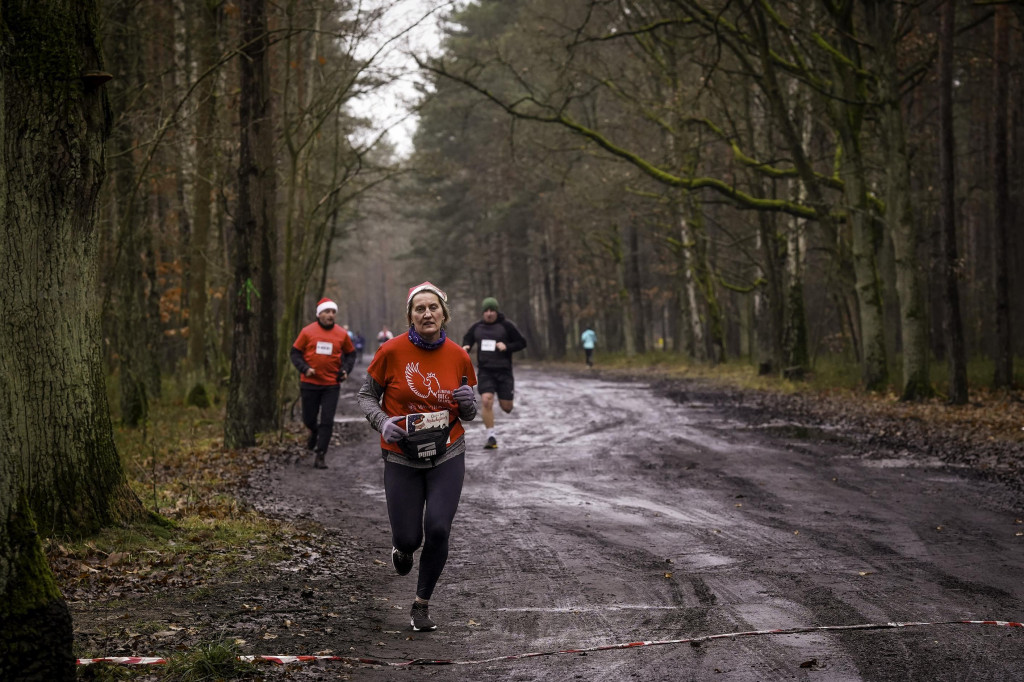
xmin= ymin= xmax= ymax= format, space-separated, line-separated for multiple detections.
xmin=316 ymin=298 xmax=337 ymax=316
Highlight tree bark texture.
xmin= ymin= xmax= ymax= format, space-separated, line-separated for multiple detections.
xmin=825 ymin=1 xmax=888 ymax=391
xmin=783 ymin=215 xmax=809 ymax=374
xmin=615 ymin=224 xmax=637 ymax=357
xmin=679 ymin=215 xmax=706 ymax=362
xmin=188 ymin=0 xmax=223 ymax=381
xmin=991 ymin=5 xmax=1013 ymax=389
xmin=866 ymin=0 xmax=932 ymax=400
xmin=780 ymin=79 xmax=810 ymax=376
xmin=1 ymin=0 xmax=143 ymax=673
xmin=1 ymin=0 xmax=144 ymax=534
xmin=938 ymin=0 xmax=969 ymax=404
xmin=542 ymin=224 xmax=567 ymax=358
xmin=226 ymin=0 xmax=279 ymax=447
xmin=0 ymin=495 xmax=74 ymax=681
xmin=106 ymin=0 xmax=163 ymax=426
xmin=625 ymin=220 xmax=646 ymax=354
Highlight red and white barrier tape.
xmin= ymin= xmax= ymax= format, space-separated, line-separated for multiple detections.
xmin=77 ymin=619 xmax=1023 ymax=667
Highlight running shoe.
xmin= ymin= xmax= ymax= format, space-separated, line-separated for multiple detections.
xmin=410 ymin=602 xmax=437 ymax=631
xmin=392 ymin=547 xmax=413 ymax=576
xmin=484 ymin=436 xmax=498 ymax=449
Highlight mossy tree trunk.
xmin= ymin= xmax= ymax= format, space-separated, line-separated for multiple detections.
xmin=867 ymin=0 xmax=933 ymax=400
xmin=0 ymin=495 xmax=74 ymax=680
xmin=824 ymin=1 xmax=889 ymax=392
xmin=1 ymin=0 xmax=145 ymax=675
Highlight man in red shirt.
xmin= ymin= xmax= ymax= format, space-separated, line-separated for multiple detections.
xmin=290 ymin=297 xmax=357 ymax=469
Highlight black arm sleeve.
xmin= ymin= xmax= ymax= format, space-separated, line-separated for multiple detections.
xmin=340 ymin=350 xmax=357 ymax=378
xmin=290 ymin=346 xmax=310 ymax=374
xmin=460 ymin=323 xmax=477 ymax=349
xmin=502 ymin=321 xmax=527 ymax=353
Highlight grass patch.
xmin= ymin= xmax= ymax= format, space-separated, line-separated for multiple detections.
xmin=51 ymin=398 xmax=300 ymax=603
xmin=49 ymin=515 xmax=295 ymax=603
xmin=161 ymin=640 xmax=263 ymax=681
xmin=76 ymin=661 xmax=137 ymax=680
xmin=563 ymin=351 xmax=804 ymax=394
xmin=573 ymin=350 xmax=1023 ymax=399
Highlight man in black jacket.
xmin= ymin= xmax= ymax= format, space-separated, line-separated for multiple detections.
xmin=461 ymin=297 xmax=527 ymax=449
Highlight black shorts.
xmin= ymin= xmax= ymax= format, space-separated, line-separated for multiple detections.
xmin=477 ymin=367 xmax=515 ymax=401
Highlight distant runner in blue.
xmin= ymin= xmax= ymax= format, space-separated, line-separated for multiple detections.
xmin=581 ymin=327 xmax=597 ymax=368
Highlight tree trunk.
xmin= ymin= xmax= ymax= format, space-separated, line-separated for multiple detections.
xmin=106 ymin=0 xmax=163 ymax=426
xmin=188 ymin=0 xmax=222 ymax=383
xmin=938 ymin=0 xmax=969 ymax=404
xmin=226 ymin=0 xmax=279 ymax=447
xmin=845 ymin=155 xmax=888 ymax=391
xmin=542 ymin=224 xmax=567 ymax=358
xmin=625 ymin=220 xmax=646 ymax=353
xmin=615 ymin=224 xmax=637 ymax=357
xmin=689 ymin=201 xmax=725 ymax=363
xmin=0 ymin=495 xmax=74 ymax=680
xmin=753 ymin=216 xmax=782 ymax=374
xmin=825 ymin=1 xmax=888 ymax=391
xmin=1 ymin=0 xmax=144 ymax=672
xmin=867 ymin=0 xmax=933 ymax=400
xmin=747 ymin=88 xmax=784 ymax=374
xmin=783 ymin=214 xmax=809 ymax=374
xmin=991 ymin=5 xmax=1013 ymax=389
xmin=679 ymin=215 xmax=706 ymax=362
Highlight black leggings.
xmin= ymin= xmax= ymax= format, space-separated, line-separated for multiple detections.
xmin=300 ymin=384 xmax=340 ymax=452
xmin=384 ymin=454 xmax=465 ymax=600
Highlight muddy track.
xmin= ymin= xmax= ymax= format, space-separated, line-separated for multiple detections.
xmin=240 ymin=365 xmax=1024 ymax=680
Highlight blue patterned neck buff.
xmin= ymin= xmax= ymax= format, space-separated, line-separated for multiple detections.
xmin=408 ymin=326 xmax=447 ymax=350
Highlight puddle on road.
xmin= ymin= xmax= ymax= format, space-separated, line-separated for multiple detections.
xmin=495 ymin=604 xmax=688 ymax=612
xmin=851 ymin=455 xmax=957 ymax=470
xmin=510 ymin=374 xmax=747 ymax=457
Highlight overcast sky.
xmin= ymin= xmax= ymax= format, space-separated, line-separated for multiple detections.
xmin=348 ymin=0 xmax=457 ymax=158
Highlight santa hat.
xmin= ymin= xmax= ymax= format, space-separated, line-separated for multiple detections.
xmin=406 ymin=281 xmax=447 ymax=304
xmin=316 ymin=298 xmax=337 ymax=316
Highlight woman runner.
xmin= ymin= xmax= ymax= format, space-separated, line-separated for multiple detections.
xmin=357 ymin=281 xmax=477 ymax=631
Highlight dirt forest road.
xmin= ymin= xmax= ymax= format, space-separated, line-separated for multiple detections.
xmin=250 ymin=365 xmax=1024 ymax=681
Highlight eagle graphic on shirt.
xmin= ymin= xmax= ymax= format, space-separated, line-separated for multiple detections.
xmin=405 ymin=362 xmax=442 ymax=400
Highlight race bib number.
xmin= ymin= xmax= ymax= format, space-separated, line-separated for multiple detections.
xmin=480 ymin=339 xmax=497 ymax=352
xmin=315 ymin=341 xmax=333 ymax=355
xmin=407 ymin=410 xmax=449 ymax=433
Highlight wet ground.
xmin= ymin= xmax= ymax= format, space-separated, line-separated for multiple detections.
xmin=237 ymin=365 xmax=1024 ymax=680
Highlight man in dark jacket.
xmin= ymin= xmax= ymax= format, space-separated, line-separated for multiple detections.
xmin=461 ymin=297 xmax=527 ymax=449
